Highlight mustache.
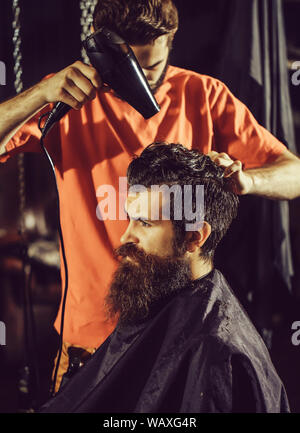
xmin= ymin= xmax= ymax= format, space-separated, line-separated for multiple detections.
xmin=114 ymin=243 xmax=148 ymax=263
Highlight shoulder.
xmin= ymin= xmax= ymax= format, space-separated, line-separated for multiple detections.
xmin=166 ymin=65 xmax=230 ymax=97
xmin=186 ymin=270 xmax=268 ymax=357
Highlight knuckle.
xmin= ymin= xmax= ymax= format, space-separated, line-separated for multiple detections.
xmin=89 ymin=67 xmax=97 ymax=77
xmin=73 ymin=60 xmax=82 ymax=68
xmin=91 ymin=70 xmax=102 ymax=86
xmin=67 ymin=67 xmax=78 ymax=80
xmin=87 ymin=87 xmax=96 ymax=98
xmin=57 ymin=89 xmax=66 ymax=100
xmin=79 ymin=94 xmax=88 ymax=103
xmin=89 ymin=65 xmax=98 ymax=76
xmin=75 ymin=101 xmax=83 ymax=110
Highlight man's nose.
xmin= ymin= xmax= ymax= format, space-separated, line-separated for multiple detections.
xmin=143 ymin=70 xmax=154 ymax=84
xmin=120 ymin=222 xmax=139 ymax=245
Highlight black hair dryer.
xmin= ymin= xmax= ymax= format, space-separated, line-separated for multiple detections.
xmin=41 ymin=28 xmax=160 ymax=137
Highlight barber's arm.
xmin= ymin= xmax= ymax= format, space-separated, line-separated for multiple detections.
xmin=0 ymin=61 xmax=102 ymax=156
xmin=208 ymin=149 xmax=300 ymax=200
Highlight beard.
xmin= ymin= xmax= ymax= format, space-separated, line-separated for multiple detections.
xmin=150 ymin=58 xmax=169 ymax=94
xmin=105 ymin=242 xmax=192 ymax=326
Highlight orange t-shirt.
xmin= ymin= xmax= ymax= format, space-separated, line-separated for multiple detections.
xmin=1 ymin=65 xmax=286 ymax=347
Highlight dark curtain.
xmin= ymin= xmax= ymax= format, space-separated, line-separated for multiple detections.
xmin=172 ymin=0 xmax=296 ymax=347
xmin=212 ymin=0 xmax=296 ymax=346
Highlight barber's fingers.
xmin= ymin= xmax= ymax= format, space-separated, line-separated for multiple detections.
xmin=73 ymin=61 xmax=103 ymax=89
xmin=207 ymin=151 xmax=242 ymax=172
xmin=223 ymin=160 xmax=243 ymax=177
xmin=40 ymin=60 xmax=106 ymax=109
xmin=65 ymin=64 xmax=111 ymax=100
xmin=65 ymin=68 xmax=97 ymax=100
xmin=54 ymin=88 xmax=85 ymax=110
xmin=208 ymin=151 xmax=234 ymax=166
xmin=208 ymin=151 xmax=232 ymax=160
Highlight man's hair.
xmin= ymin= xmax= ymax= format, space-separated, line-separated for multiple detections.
xmin=127 ymin=142 xmax=239 ymax=260
xmin=93 ymin=0 xmax=179 ymax=46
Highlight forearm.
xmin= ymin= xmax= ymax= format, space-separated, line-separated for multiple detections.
xmin=245 ymin=158 xmax=300 ymax=200
xmin=0 ymin=83 xmax=48 ymax=155
xmin=0 ymin=61 xmax=102 ymax=157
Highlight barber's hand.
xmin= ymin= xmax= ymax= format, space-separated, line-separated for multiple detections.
xmin=38 ymin=61 xmax=108 ymax=110
xmin=207 ymin=151 xmax=253 ymax=195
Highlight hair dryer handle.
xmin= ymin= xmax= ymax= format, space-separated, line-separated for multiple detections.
xmin=41 ymin=102 xmax=71 ymax=137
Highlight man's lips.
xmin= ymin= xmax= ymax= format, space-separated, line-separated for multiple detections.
xmin=122 ymin=256 xmax=137 ymax=263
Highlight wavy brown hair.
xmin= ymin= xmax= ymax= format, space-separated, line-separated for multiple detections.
xmin=127 ymin=142 xmax=239 ymax=260
xmin=93 ymin=0 xmax=178 ymax=45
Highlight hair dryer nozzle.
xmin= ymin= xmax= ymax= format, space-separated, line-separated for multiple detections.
xmin=84 ymin=28 xmax=161 ymax=119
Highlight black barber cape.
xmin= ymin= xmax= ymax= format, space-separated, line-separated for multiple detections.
xmin=40 ymin=269 xmax=290 ymax=413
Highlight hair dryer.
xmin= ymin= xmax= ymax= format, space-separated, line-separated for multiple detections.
xmin=41 ymin=28 xmax=160 ymax=137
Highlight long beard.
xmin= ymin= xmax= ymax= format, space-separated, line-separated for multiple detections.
xmin=105 ymin=243 xmax=191 ymax=326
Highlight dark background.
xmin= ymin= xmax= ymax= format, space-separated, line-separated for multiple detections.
xmin=0 ymin=0 xmax=300 ymax=413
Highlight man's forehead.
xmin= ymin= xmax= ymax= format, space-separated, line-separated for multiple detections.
xmin=130 ymin=35 xmax=169 ymax=60
xmin=125 ymin=189 xmax=165 ymax=220
xmin=131 ymin=34 xmax=169 ymax=51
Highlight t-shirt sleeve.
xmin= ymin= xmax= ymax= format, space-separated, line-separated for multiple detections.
xmin=0 ymin=106 xmax=51 ymax=164
xmin=0 ymin=74 xmax=55 ymax=164
xmin=209 ymin=79 xmax=287 ymax=170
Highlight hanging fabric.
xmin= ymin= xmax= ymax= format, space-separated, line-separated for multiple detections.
xmin=214 ymin=0 xmax=295 ymax=347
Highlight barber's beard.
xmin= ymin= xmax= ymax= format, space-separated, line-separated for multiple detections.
xmin=105 ymin=242 xmax=191 ymax=326
xmin=150 ymin=58 xmax=169 ymax=94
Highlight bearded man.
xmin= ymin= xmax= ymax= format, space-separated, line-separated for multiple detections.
xmin=39 ymin=143 xmax=290 ymax=413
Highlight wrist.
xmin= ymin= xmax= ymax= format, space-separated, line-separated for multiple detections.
xmin=240 ymin=171 xmax=256 ymax=195
xmin=34 ymin=79 xmax=51 ymax=107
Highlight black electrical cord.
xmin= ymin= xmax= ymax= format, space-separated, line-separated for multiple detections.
xmin=26 ymin=264 xmax=40 ymax=407
xmin=38 ymin=112 xmax=69 ymax=397
xmin=19 ymin=259 xmax=40 ymax=410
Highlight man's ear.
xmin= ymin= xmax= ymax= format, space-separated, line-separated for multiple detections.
xmin=185 ymin=221 xmax=211 ymax=253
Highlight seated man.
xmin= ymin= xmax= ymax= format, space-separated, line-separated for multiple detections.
xmin=40 ymin=142 xmax=290 ymax=413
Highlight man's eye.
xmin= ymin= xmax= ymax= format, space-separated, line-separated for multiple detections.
xmin=139 ymin=220 xmax=151 ymax=227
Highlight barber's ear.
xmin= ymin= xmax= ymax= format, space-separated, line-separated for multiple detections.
xmin=185 ymin=222 xmax=211 ymax=253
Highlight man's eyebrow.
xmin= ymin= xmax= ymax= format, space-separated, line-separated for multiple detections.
xmin=143 ymin=59 xmax=164 ymax=69
xmin=127 ymin=213 xmax=157 ymax=224
xmin=133 ymin=216 xmax=152 ymax=223
xmin=124 ymin=206 xmax=159 ymax=223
